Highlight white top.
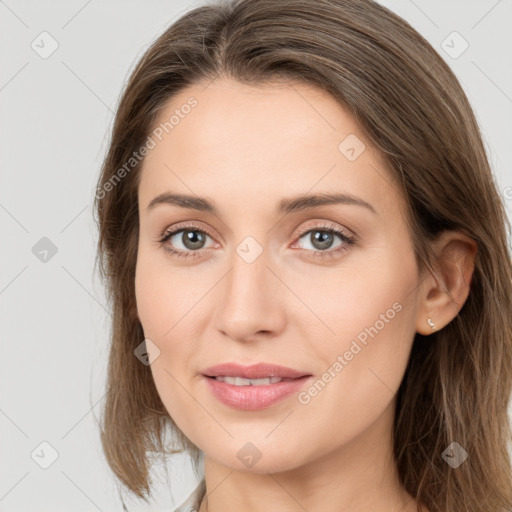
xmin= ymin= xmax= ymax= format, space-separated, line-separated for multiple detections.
xmin=172 ymin=478 xmax=206 ymax=512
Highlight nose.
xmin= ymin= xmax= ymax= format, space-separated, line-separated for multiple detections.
xmin=213 ymin=244 xmax=286 ymax=342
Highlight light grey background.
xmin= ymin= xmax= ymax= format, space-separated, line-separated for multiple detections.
xmin=1 ymin=1 xmax=511 ymax=511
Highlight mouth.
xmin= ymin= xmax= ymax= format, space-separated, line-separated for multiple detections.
xmin=201 ymin=362 xmax=311 ymax=380
xmin=201 ymin=363 xmax=313 ymax=410
xmin=204 ymin=375 xmax=302 ymax=386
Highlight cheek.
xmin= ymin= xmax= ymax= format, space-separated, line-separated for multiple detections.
xmin=135 ymin=262 xmax=168 ymax=341
xmin=297 ymin=250 xmax=418 ymax=416
xmin=134 ymin=250 xmax=199 ymax=424
xmin=134 ymin=247 xmax=213 ymax=393
xmin=134 ymin=245 xmax=210 ymax=339
xmin=285 ymin=282 xmax=417 ymax=463
xmin=289 ymin=244 xmax=418 ymax=354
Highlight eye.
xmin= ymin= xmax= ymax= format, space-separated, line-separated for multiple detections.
xmin=159 ymin=224 xmax=215 ymax=259
xmin=293 ymin=223 xmax=356 ymax=258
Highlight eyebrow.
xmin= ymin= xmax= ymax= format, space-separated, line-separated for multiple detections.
xmin=146 ymin=191 xmax=377 ymax=216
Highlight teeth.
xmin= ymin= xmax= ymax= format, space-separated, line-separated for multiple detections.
xmin=214 ymin=376 xmax=282 ymax=385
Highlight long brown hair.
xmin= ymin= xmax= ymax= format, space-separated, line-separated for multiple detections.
xmin=94 ymin=0 xmax=512 ymax=510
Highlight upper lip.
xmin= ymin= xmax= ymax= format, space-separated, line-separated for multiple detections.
xmin=202 ymin=363 xmax=311 ymax=379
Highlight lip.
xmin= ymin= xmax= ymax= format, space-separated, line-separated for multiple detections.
xmin=202 ymin=362 xmax=311 ymax=380
xmin=201 ymin=363 xmax=313 ymax=410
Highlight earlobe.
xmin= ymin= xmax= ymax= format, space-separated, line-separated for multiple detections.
xmin=415 ymin=231 xmax=477 ymax=335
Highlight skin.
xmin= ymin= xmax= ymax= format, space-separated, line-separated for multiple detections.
xmin=134 ymin=77 xmax=476 ymax=512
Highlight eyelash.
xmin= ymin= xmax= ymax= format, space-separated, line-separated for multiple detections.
xmin=158 ymin=222 xmax=356 ymax=260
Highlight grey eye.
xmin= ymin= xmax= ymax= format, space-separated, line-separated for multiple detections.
xmin=298 ymin=230 xmax=343 ymax=251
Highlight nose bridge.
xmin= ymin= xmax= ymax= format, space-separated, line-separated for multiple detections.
xmin=214 ymin=238 xmax=284 ymax=340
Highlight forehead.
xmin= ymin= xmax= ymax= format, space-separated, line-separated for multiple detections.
xmin=138 ymin=78 xmax=401 ymax=218
xmin=146 ymin=77 xmax=365 ymax=163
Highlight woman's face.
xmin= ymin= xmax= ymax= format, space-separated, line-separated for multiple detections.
xmin=135 ymin=78 xmax=422 ymax=473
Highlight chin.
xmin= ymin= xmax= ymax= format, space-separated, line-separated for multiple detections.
xmin=201 ymin=436 xmax=311 ymax=475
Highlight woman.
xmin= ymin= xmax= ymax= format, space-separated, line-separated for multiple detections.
xmin=94 ymin=0 xmax=512 ymax=510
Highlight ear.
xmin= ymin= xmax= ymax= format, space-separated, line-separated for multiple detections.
xmin=415 ymin=231 xmax=477 ymax=335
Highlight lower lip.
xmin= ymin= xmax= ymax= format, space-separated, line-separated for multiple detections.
xmin=203 ymin=375 xmax=312 ymax=410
